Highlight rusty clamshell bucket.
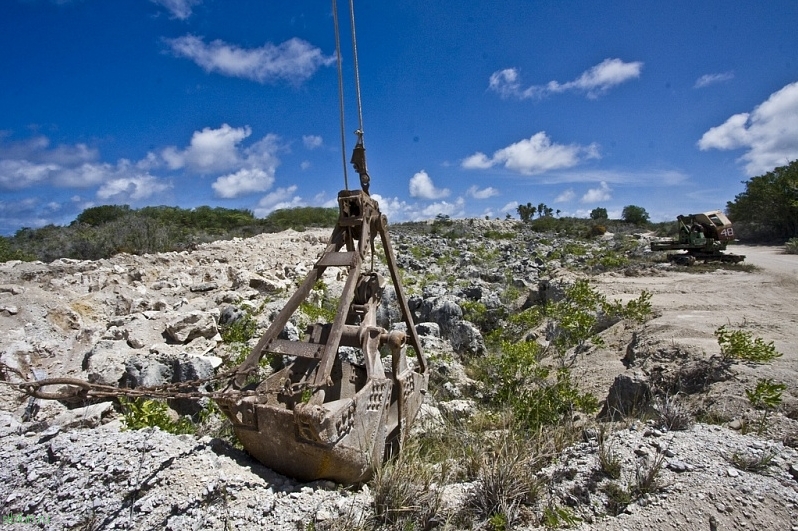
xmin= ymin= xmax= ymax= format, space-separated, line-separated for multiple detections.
xmin=217 ymin=190 xmax=428 ymax=483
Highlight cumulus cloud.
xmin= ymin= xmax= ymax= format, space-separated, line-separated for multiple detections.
xmin=166 ymin=35 xmax=335 ymax=85
xmin=97 ymin=174 xmax=171 ymax=201
xmin=212 ymin=168 xmax=274 ymax=198
xmin=302 ymin=135 xmax=323 ymax=149
xmin=489 ymin=58 xmax=643 ymax=100
xmin=580 ymin=181 xmax=612 ymax=203
xmin=0 ymin=159 xmax=59 ymax=189
xmin=466 ymin=185 xmax=499 ymax=199
xmin=0 ymin=136 xmax=169 ymax=195
xmin=694 ymin=71 xmax=734 ymax=89
xmin=419 ymin=197 xmax=465 ymax=219
xmin=151 ymin=0 xmax=200 ymax=20
xmin=409 ymin=170 xmax=450 ymax=199
xmin=253 ymin=185 xmax=302 ymax=217
xmin=554 ymin=189 xmax=575 ymax=203
xmin=697 ymin=81 xmax=798 ymax=175
xmin=160 ymin=125 xmax=281 ymax=198
xmin=162 ymin=124 xmax=251 ymax=173
xmin=0 ymin=135 xmax=97 ymax=168
xmin=500 ymin=201 xmax=518 ymax=213
xmin=462 ymin=132 xmax=600 ymax=175
xmin=371 ymin=194 xmax=412 ymax=220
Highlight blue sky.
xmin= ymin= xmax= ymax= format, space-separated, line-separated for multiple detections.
xmin=2 ymin=0 xmax=798 ymax=235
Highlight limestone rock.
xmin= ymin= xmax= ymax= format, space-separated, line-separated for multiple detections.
xmin=600 ymin=370 xmax=652 ymax=419
xmin=165 ymin=310 xmax=219 ymax=343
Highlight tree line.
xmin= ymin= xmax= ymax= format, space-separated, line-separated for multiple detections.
xmin=1 ymin=205 xmax=338 ymax=263
xmin=516 ymin=202 xmax=650 ymax=226
xmin=726 ymin=159 xmax=798 ymax=241
xmin=513 ymin=158 xmax=798 ymax=241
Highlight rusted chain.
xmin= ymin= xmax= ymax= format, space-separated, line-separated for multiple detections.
xmin=7 ymin=371 xmax=326 ymax=403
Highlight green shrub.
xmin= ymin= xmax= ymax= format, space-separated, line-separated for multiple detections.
xmin=601 ymin=481 xmax=631 ymax=516
xmin=746 ymin=378 xmax=786 ymax=434
xmin=300 ymin=298 xmax=339 ymax=323
xmin=604 ymin=290 xmax=652 ymax=323
xmin=786 ymin=238 xmax=798 ymax=254
xmin=587 ymin=225 xmax=607 ymax=238
xmin=220 ymin=315 xmax=257 ymax=344
xmin=729 ymin=449 xmax=777 ymax=473
xmin=119 ymin=397 xmax=195 ymax=434
xmin=545 ymin=279 xmax=608 ymax=351
xmin=0 ymin=236 xmax=34 ymax=262
xmin=540 ymin=505 xmax=581 ymax=528
xmin=476 ymin=341 xmax=598 ymax=432
xmin=484 ymin=230 xmax=515 ymax=240
xmin=715 ymin=325 xmax=782 ymax=363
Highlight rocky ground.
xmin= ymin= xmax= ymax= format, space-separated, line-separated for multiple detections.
xmin=1 ymin=220 xmax=797 ymax=530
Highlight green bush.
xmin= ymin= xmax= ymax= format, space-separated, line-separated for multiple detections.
xmin=0 ymin=236 xmax=34 ymax=262
xmin=220 ymin=314 xmax=258 ymax=344
xmin=119 ymin=397 xmax=195 ymax=434
xmin=476 ymin=341 xmax=598 ymax=432
xmin=715 ymin=325 xmax=782 ymax=363
xmin=545 ymin=279 xmax=608 ymax=351
xmin=587 ymin=224 xmax=607 ymax=238
xmin=7 ymin=204 xmax=339 ymax=262
xmin=746 ymin=378 xmax=785 ymax=434
xmin=786 ymin=238 xmax=798 ymax=254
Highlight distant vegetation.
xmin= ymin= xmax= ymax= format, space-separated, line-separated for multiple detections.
xmin=0 ymin=204 xmax=338 ymax=263
xmin=726 ymin=159 xmax=798 ymax=241
xmin=10 ymin=156 xmax=796 ymax=264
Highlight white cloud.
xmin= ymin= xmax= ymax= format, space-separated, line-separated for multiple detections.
xmin=580 ymin=181 xmax=612 ymax=203
xmin=554 ymin=189 xmax=575 ymax=203
xmin=300 ymin=161 xmax=312 ymax=170
xmin=371 ymin=194 xmax=412 ymax=220
xmin=500 ymin=201 xmax=518 ymax=213
xmin=151 ymin=0 xmax=200 ymax=20
xmin=303 ymin=135 xmax=323 ymax=149
xmin=311 ymin=191 xmax=338 ymax=208
xmin=162 ymin=124 xmax=251 ymax=173
xmin=0 ymin=156 xmax=159 ymax=192
xmin=460 ymin=152 xmax=493 ymax=170
xmin=166 ymin=35 xmax=335 ymax=85
xmin=161 ymin=125 xmax=281 ymax=197
xmin=0 ymin=159 xmax=58 ymax=189
xmin=466 ymin=185 xmax=499 ymax=199
xmin=0 ymin=154 xmax=171 ymax=202
xmin=419 ymin=197 xmax=465 ymax=219
xmin=694 ymin=71 xmax=734 ymax=89
xmin=409 ymin=170 xmax=450 ymax=199
xmin=253 ymin=185 xmax=302 ymax=217
xmin=462 ymin=132 xmax=600 ymax=175
xmin=212 ymin=167 xmax=274 ymax=198
xmin=697 ymin=81 xmax=798 ymax=176
xmin=11 ymin=138 xmax=98 ymax=166
xmin=97 ymin=174 xmax=171 ymax=201
xmin=489 ymin=58 xmax=643 ymax=100
xmin=504 ymin=168 xmax=688 ymax=186
xmin=53 ymin=162 xmax=116 ymax=188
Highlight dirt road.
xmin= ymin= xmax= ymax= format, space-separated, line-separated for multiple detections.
xmin=588 ymin=245 xmax=798 ymax=420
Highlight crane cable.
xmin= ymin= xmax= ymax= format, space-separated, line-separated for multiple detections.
xmin=348 ymin=0 xmax=365 ymax=138
xmin=332 ymin=0 xmax=349 ymax=190
xmin=332 ymin=0 xmax=369 ymax=193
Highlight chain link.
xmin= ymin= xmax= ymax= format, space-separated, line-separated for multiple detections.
xmin=1 ymin=362 xmax=323 ymax=403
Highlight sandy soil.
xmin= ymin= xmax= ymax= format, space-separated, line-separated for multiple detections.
xmin=585 ymin=245 xmax=798 ymax=426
